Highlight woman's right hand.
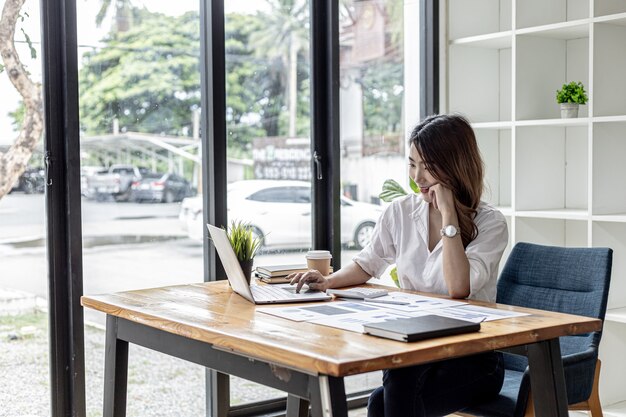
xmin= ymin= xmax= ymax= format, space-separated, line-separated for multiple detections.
xmin=288 ymin=270 xmax=330 ymax=293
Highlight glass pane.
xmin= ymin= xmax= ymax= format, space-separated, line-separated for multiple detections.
xmin=0 ymin=0 xmax=49 ymax=413
xmin=224 ymin=0 xmax=312 ymax=405
xmin=77 ymin=1 xmax=205 ymax=414
xmin=339 ymin=0 xmax=410 ymax=395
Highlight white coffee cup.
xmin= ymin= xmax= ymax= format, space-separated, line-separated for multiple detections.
xmin=306 ymin=250 xmax=332 ymax=276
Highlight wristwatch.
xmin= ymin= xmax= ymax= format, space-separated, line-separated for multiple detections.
xmin=440 ymin=224 xmax=460 ymax=238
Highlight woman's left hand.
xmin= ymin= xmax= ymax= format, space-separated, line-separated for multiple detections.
xmin=427 ymin=183 xmax=455 ymax=216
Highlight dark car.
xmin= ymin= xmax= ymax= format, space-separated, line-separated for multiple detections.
xmin=130 ymin=172 xmax=191 ymax=203
xmin=10 ymin=167 xmax=46 ymax=194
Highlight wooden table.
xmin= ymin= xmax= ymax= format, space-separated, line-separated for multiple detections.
xmin=81 ymin=281 xmax=601 ymax=417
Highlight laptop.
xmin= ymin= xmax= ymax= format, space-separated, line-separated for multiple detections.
xmin=207 ymin=224 xmax=332 ymax=304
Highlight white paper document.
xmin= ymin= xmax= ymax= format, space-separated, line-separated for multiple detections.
xmin=362 ymin=292 xmax=467 ymax=315
xmin=257 ymin=301 xmax=385 ymax=322
xmin=309 ymin=308 xmax=418 ymax=333
xmin=257 ymin=293 xmax=530 ymax=333
xmin=433 ymin=304 xmax=530 ymax=323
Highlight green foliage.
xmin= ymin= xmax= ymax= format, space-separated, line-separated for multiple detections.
xmin=226 ymin=220 xmax=263 ymax=262
xmin=361 ymin=60 xmax=404 ymax=136
xmin=79 ymin=10 xmax=201 ymax=136
xmin=556 ymin=81 xmax=588 ymax=104
xmin=378 ymin=178 xmax=419 ymax=202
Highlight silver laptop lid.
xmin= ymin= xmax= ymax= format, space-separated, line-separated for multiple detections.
xmin=206 ymin=224 xmax=255 ymax=303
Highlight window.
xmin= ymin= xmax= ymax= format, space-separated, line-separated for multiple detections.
xmin=77 ymin=1 xmax=205 ymax=414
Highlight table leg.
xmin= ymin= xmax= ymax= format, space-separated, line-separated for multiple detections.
xmin=287 ymin=394 xmax=309 ymax=417
xmin=103 ymin=316 xmax=129 ymax=417
xmin=527 ymin=338 xmax=568 ymax=417
xmin=309 ymin=375 xmax=347 ymax=417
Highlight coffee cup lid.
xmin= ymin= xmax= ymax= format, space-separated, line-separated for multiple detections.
xmin=306 ymin=250 xmax=332 ymax=259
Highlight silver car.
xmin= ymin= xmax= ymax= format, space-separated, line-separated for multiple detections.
xmin=179 ymin=180 xmax=383 ymax=250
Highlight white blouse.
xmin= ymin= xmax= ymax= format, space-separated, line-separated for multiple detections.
xmin=353 ymin=193 xmax=508 ymax=302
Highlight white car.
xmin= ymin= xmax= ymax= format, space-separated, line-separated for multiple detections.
xmin=179 ymin=180 xmax=383 ymax=250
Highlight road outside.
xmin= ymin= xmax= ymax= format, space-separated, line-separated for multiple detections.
xmin=0 ymin=193 xmax=372 ymax=326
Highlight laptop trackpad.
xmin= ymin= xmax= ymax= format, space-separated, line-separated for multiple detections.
xmin=277 ymin=284 xmax=320 ymax=294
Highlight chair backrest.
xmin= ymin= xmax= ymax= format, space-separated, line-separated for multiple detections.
xmin=497 ymin=242 xmax=613 ymax=405
xmin=497 ymin=242 xmax=612 ymax=326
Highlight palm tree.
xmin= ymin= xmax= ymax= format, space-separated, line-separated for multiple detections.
xmin=96 ymin=0 xmax=133 ymax=33
xmin=0 ymin=0 xmax=44 ymax=200
xmin=253 ymin=0 xmax=309 ymax=138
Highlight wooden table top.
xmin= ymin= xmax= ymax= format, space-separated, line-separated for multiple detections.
xmin=81 ymin=281 xmax=601 ymax=377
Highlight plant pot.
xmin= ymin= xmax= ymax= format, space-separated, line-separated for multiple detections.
xmin=560 ymin=103 xmax=579 ymax=118
xmin=238 ymin=259 xmax=254 ymax=284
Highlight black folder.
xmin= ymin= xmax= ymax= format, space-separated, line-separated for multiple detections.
xmin=363 ymin=314 xmax=480 ymax=342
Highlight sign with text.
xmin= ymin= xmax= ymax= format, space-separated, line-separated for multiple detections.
xmin=252 ymin=137 xmax=311 ymax=181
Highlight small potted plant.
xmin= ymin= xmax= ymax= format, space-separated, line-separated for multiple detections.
xmin=556 ymin=81 xmax=588 ymax=118
xmin=226 ymin=220 xmax=263 ymax=283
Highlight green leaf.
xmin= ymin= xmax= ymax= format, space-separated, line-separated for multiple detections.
xmin=409 ymin=177 xmax=420 ymax=193
xmin=389 ymin=266 xmax=400 ymax=288
xmin=226 ymin=220 xmax=262 ymax=261
xmin=379 ymin=179 xmax=407 ymax=202
xmin=379 ymin=178 xmax=420 ymax=202
xmin=556 ymin=81 xmax=587 ymax=105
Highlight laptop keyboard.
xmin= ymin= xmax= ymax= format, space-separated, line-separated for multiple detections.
xmin=251 ymin=284 xmax=300 ymax=301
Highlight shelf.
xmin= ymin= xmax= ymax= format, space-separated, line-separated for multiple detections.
xmin=516 ymin=34 xmax=589 ymax=120
xmin=515 ymin=209 xmax=588 ymax=220
xmin=594 ymin=14 xmax=626 ymax=26
xmin=472 ymin=121 xmax=512 ymax=130
xmin=516 ymin=118 xmax=589 ymax=127
xmin=450 ymin=31 xmax=512 ymax=49
xmin=593 ymin=115 xmax=626 ymax=123
xmin=605 ymin=308 xmax=626 ymax=324
xmin=516 ymin=19 xmax=590 ymax=40
xmin=446 ymin=1 xmax=626 ymax=408
xmin=592 ymin=214 xmax=626 ymax=223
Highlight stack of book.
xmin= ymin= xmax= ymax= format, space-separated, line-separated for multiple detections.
xmin=255 ymin=264 xmax=309 ymax=284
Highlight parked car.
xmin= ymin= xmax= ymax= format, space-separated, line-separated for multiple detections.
xmin=87 ymin=164 xmax=149 ymax=202
xmin=179 ymin=180 xmax=383 ymax=249
xmin=10 ymin=167 xmax=46 ymax=194
xmin=130 ymin=172 xmax=192 ymax=203
xmin=80 ymin=165 xmax=105 ymax=198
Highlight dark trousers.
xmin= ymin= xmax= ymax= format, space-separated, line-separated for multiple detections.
xmin=367 ymin=351 xmax=504 ymax=417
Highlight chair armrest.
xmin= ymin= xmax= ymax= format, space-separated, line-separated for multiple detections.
xmin=561 ymin=347 xmax=597 ymax=366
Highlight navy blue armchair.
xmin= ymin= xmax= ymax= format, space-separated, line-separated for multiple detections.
xmin=462 ymin=242 xmax=612 ymax=417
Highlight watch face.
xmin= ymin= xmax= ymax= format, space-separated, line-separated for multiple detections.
xmin=444 ymin=225 xmax=458 ymax=237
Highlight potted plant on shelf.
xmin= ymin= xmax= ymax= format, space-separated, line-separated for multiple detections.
xmin=556 ymin=81 xmax=588 ymax=118
xmin=226 ymin=220 xmax=263 ymax=284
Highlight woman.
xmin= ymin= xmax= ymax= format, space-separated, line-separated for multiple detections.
xmin=289 ymin=114 xmax=508 ymax=417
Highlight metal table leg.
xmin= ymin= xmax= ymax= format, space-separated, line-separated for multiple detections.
xmin=103 ymin=316 xmax=129 ymax=417
xmin=287 ymin=394 xmax=310 ymax=417
xmin=309 ymin=375 xmax=348 ymax=417
xmin=527 ymin=338 xmax=569 ymax=417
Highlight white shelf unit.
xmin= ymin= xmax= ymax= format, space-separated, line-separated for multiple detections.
xmin=445 ymin=0 xmax=626 ymax=410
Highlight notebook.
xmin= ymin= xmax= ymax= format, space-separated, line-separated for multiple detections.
xmin=256 ymin=264 xmax=308 ymax=277
xmin=206 ymin=224 xmax=331 ymax=305
xmin=363 ymin=314 xmax=480 ymax=342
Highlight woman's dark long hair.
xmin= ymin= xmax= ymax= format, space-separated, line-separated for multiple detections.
xmin=410 ymin=114 xmax=484 ymax=248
